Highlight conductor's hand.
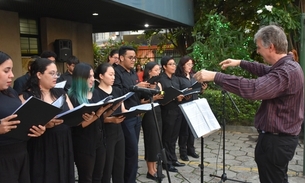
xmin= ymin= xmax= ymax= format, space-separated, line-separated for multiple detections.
xmin=28 ymin=125 xmax=46 ymax=137
xmin=193 ymin=70 xmax=216 ymax=83
xmin=46 ymin=118 xmax=63 ymax=128
xmin=0 ymin=114 xmax=20 ymax=134
xmin=219 ymin=59 xmax=241 ymax=70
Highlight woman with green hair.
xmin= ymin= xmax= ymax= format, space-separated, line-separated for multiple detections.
xmin=68 ymin=63 xmax=112 ymax=183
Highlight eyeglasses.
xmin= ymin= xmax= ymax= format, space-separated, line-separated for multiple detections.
xmin=126 ymin=56 xmax=137 ymax=61
xmin=185 ymin=63 xmax=194 ymax=67
xmin=112 ymin=56 xmax=119 ymax=60
xmin=48 ymin=72 xmax=60 ymax=78
xmin=167 ymin=63 xmax=176 ymax=66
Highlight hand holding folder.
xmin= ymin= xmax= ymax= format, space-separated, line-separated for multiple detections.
xmin=160 ymin=82 xmax=202 ymax=105
xmin=57 ymin=92 xmax=134 ymax=127
xmin=3 ymin=96 xmax=62 ymax=141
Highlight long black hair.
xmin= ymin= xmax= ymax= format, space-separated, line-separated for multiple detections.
xmin=0 ymin=51 xmax=13 ymax=96
xmin=25 ymin=58 xmax=61 ymax=100
xmin=143 ymin=62 xmax=159 ymax=81
xmin=175 ymin=56 xmax=195 ymax=77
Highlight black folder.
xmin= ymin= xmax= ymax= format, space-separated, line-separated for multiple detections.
xmin=57 ymin=92 xmax=134 ymax=127
xmin=4 ymin=96 xmax=62 ymax=141
xmin=182 ymin=81 xmax=202 ymax=96
xmin=159 ymin=82 xmax=202 ymax=105
xmin=159 ymin=86 xmax=183 ymax=105
xmin=147 ymin=75 xmax=161 ymax=84
xmin=56 ymin=95 xmax=114 ymax=127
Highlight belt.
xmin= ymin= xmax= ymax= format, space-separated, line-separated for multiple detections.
xmin=257 ymin=129 xmax=294 ymax=136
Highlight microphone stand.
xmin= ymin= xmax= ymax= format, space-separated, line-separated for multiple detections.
xmin=148 ymin=95 xmax=171 ymax=183
xmin=199 ymin=137 xmax=204 ymax=183
xmin=210 ymin=90 xmax=249 ymax=183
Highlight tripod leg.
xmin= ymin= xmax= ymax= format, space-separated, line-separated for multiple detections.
xmin=156 ymin=153 xmax=163 ymax=182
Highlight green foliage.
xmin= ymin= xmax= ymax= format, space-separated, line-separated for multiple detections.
xmin=190 ymin=14 xmax=255 ymax=71
xmin=201 ymin=89 xmax=261 ymax=126
xmin=255 ymin=4 xmax=301 ymax=49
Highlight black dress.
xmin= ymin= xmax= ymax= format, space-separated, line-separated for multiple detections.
xmin=0 ymin=87 xmax=30 ymax=183
xmin=92 ymin=86 xmax=125 ymax=183
xmin=141 ymin=85 xmax=163 ymax=162
xmin=23 ymin=89 xmax=75 ymax=183
xmin=177 ymin=75 xmax=198 ymax=156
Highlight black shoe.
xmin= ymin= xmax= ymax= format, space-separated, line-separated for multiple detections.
xmin=162 ymin=164 xmax=178 ymax=172
xmin=146 ymin=172 xmax=157 ymax=180
xmin=187 ymin=152 xmax=199 ymax=158
xmin=172 ymin=161 xmax=185 ymax=167
xmin=147 ymin=172 xmax=165 ymax=180
xmin=180 ymin=154 xmax=189 ymax=161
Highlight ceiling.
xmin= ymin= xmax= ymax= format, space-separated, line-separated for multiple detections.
xmin=0 ymin=0 xmax=190 ymax=33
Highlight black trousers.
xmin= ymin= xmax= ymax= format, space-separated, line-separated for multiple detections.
xmin=121 ymin=116 xmax=141 ymax=183
xmin=74 ymin=144 xmax=106 ymax=183
xmin=178 ymin=116 xmax=195 ymax=156
xmin=161 ymin=108 xmax=182 ymax=165
xmin=255 ymin=133 xmax=298 ymax=183
xmin=101 ymin=124 xmax=125 ymax=183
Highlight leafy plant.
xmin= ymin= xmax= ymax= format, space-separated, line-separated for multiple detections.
xmin=93 ymin=39 xmax=139 ymax=68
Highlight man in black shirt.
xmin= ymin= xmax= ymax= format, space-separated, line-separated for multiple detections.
xmin=113 ymin=46 xmax=149 ymax=183
xmin=57 ymin=56 xmax=80 ymax=91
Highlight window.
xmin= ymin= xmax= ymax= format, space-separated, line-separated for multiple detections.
xmin=19 ymin=18 xmax=40 ymax=55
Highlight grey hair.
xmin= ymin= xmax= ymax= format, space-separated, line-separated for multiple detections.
xmin=254 ymin=25 xmax=288 ymax=54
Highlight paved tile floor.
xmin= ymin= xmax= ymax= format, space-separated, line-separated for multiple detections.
xmin=74 ymin=126 xmax=305 ymax=182
xmin=136 ymin=126 xmax=305 ymax=183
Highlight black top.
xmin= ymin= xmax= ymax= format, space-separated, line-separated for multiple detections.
xmin=0 ymin=87 xmax=23 ymax=146
xmin=113 ymin=64 xmax=141 ymax=110
xmin=158 ymin=72 xmax=181 ymax=110
xmin=92 ymin=86 xmax=123 ymax=114
xmin=69 ymin=95 xmax=104 ymax=155
xmin=57 ymin=71 xmax=72 ymax=91
xmin=13 ymin=73 xmax=30 ymax=94
xmin=178 ymin=75 xmax=199 ymax=102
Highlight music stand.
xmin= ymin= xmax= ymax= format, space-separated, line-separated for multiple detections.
xmin=209 ymin=90 xmax=248 ymax=183
xmin=148 ymin=95 xmax=171 ymax=183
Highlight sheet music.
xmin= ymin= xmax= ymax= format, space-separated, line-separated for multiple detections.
xmin=51 ymin=95 xmax=65 ymax=108
xmin=179 ymin=98 xmax=221 ymax=138
xmin=128 ymin=103 xmax=159 ymax=111
xmin=54 ymin=80 xmax=66 ymax=88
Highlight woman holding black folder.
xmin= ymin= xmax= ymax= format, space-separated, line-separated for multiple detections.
xmin=175 ymin=56 xmax=202 ymax=161
xmin=158 ymin=56 xmax=185 ymax=172
xmin=141 ymin=61 xmax=165 ymax=180
xmin=93 ymin=63 xmax=126 ymax=183
xmin=68 ymin=63 xmax=113 ymax=183
xmin=0 ymin=51 xmax=45 ymax=183
xmin=20 ymin=58 xmax=75 ymax=183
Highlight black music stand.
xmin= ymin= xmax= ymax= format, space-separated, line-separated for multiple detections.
xmin=209 ymin=90 xmax=249 ymax=183
xmin=148 ymin=95 xmax=171 ymax=183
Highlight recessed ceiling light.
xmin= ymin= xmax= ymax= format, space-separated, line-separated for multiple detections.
xmin=144 ymin=23 xmax=149 ymax=28
xmin=92 ymin=13 xmax=98 ymax=16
